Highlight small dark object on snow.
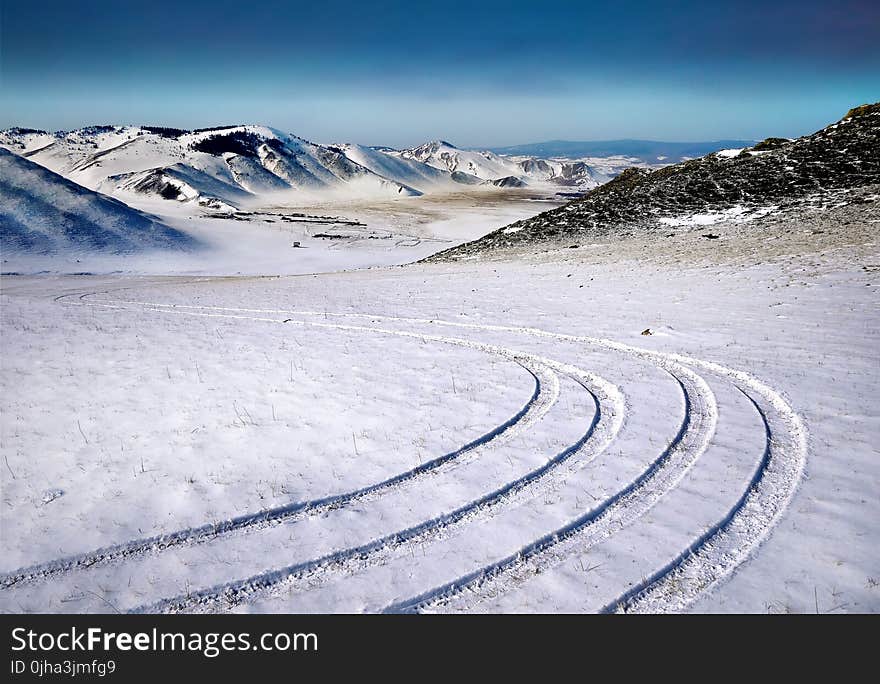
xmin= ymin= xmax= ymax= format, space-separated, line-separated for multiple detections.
xmin=568 ymin=244 xmax=579 ymax=248
xmin=701 ymin=233 xmax=720 ymax=239
xmin=283 ymin=319 xmax=292 ymax=323
xmin=41 ymin=488 xmax=64 ymax=505
xmin=641 ymin=328 xmax=653 ymax=336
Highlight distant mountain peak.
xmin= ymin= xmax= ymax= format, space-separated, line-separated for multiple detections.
xmin=489 ymin=139 xmax=757 ymax=163
xmin=411 ymin=140 xmax=458 ymax=154
xmin=418 ymin=140 xmax=456 ymax=149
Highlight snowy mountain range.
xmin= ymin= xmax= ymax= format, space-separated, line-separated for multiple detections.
xmin=393 ymin=140 xmax=604 ymax=187
xmin=0 ymin=125 xmax=646 ymax=211
xmin=0 ymin=126 xmax=427 ymax=211
xmin=489 ymin=139 xmax=757 ymax=164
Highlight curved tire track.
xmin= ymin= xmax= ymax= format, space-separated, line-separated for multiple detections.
xmin=1 ymin=319 xmax=560 ymax=590
xmin=13 ymin=294 xmax=806 ymax=613
xmin=601 ymin=386 xmax=801 ymax=613
xmin=257 ymin=307 xmax=807 ymax=614
xmin=386 ymin=364 xmax=717 ymax=613
xmin=135 ymin=366 xmax=623 ymax=614
xmin=118 ymin=303 xmax=805 ymax=613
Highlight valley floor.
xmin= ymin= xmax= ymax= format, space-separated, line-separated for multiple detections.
xmin=0 ymin=209 xmax=877 ymax=614
xmin=1 ymin=188 xmax=563 ymax=276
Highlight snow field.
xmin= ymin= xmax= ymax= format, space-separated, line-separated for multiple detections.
xmin=0 ymin=286 xmax=533 ymax=572
xmin=0 ymin=252 xmax=860 ymax=612
xmin=1 ymin=245 xmax=876 ymax=614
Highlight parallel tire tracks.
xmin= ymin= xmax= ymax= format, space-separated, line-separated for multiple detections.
xmin=386 ymin=365 xmax=717 ymax=613
xmin=1 ymin=292 xmax=807 ymax=614
xmin=1 ymin=314 xmax=563 ymax=590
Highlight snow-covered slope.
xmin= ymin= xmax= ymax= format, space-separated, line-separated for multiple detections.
xmin=333 ymin=143 xmax=480 ymax=191
xmin=394 ymin=140 xmax=602 ymax=188
xmin=2 ymin=229 xmax=876 ymax=613
xmin=0 ymin=148 xmax=195 ymax=254
xmin=396 ymin=141 xmax=519 ymax=180
xmin=0 ymin=126 xmax=422 ymax=210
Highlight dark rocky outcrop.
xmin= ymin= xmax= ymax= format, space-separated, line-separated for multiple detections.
xmin=429 ymin=103 xmax=880 ymax=260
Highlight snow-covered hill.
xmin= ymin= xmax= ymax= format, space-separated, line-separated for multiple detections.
xmin=393 ymin=140 xmax=610 ymax=188
xmin=0 ymin=147 xmax=195 ymax=254
xmin=331 ymin=143 xmax=481 ymax=191
xmin=396 ymin=141 xmax=519 ymax=179
xmin=0 ymin=126 xmax=425 ymax=210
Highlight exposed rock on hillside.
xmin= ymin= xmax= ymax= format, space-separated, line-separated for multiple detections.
xmin=430 ymin=103 xmax=880 ymax=260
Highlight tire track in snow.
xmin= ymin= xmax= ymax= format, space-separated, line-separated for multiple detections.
xmin=601 ymin=387 xmax=800 ymax=613
xmin=1 ymin=303 xmax=562 ymax=590
xmin=249 ymin=307 xmax=806 ymax=613
xmin=106 ymin=303 xmax=805 ymax=612
xmin=385 ymin=364 xmax=717 ymax=613
xmin=20 ymin=295 xmax=805 ymax=613
xmin=134 ymin=366 xmax=622 ymax=614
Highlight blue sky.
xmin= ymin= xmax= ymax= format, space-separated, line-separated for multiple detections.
xmin=1 ymin=0 xmax=877 ymax=147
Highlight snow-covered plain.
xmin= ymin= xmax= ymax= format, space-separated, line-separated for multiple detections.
xmin=1 ymin=212 xmax=876 ymax=614
xmin=1 ymin=188 xmax=562 ymax=275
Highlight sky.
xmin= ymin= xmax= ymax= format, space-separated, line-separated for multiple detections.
xmin=1 ymin=0 xmax=878 ymax=147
